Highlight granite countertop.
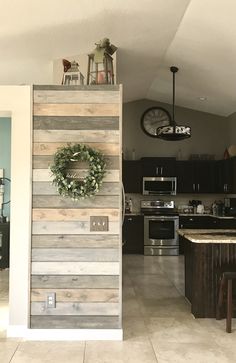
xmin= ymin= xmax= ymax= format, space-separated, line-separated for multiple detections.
xmin=178 ymin=213 xmax=236 ymax=219
xmin=178 ymin=229 xmax=236 ymax=244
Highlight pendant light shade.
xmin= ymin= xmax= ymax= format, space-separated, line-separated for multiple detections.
xmin=157 ymin=66 xmax=191 ymax=141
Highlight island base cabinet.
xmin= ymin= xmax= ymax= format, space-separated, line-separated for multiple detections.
xmin=184 ymin=238 xmax=236 ymax=318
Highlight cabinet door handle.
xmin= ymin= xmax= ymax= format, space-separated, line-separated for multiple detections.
xmin=161 ymin=167 xmax=163 ymax=175
xmin=128 ymin=218 xmax=132 ymax=221
xmin=156 ymin=167 xmax=159 ymax=175
xmin=193 ymin=183 xmax=195 ymax=191
xmin=226 ymin=184 xmax=228 ymax=192
xmin=198 ymin=184 xmax=200 ymax=191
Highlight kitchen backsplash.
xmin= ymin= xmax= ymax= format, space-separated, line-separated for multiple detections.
xmin=125 ymin=193 xmax=228 ymax=214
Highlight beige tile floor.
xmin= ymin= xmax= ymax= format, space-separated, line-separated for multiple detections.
xmin=1 ymin=256 xmax=236 ymax=362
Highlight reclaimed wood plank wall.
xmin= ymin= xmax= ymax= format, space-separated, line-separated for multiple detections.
xmin=31 ymin=85 xmax=122 ymax=329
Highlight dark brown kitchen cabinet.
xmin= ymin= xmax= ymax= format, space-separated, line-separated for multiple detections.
xmin=215 ymin=158 xmax=236 ymax=194
xmin=122 ymin=160 xmax=141 ymax=193
xmin=176 ymin=160 xmax=215 ymax=193
xmin=141 ymin=157 xmax=176 ymax=177
xmin=122 ymin=215 xmax=144 ymax=254
xmin=0 ymin=222 xmax=10 ymax=269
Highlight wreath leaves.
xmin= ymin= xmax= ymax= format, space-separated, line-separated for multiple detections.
xmin=50 ymin=144 xmax=106 ymax=200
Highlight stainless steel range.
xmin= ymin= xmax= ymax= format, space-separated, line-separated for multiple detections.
xmin=141 ymin=200 xmax=179 ymax=256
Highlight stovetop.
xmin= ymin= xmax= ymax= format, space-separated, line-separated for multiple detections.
xmin=140 ymin=200 xmax=178 ymax=215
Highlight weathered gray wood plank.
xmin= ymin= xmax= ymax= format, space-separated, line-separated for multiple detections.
xmin=32 ymin=168 xmax=119 ymax=182
xmin=32 ymin=195 xmax=119 ymax=208
xmin=31 ymin=302 xmax=119 ymax=315
xmin=30 ymin=315 xmax=120 ymax=329
xmin=32 ymin=221 xmax=119 ymax=234
xmin=31 ymin=248 xmax=119 ymax=262
xmin=31 ymin=262 xmax=119 ymax=275
xmin=34 ymin=103 xmax=119 ymax=117
xmin=32 ymin=181 xmax=120 ymax=196
xmin=31 ymin=288 xmax=119 ymax=302
xmin=31 ymin=234 xmax=119 ymax=248
xmin=33 ymin=155 xmax=119 ymax=169
xmin=34 ymin=130 xmax=119 ymax=143
xmin=31 ymin=275 xmax=119 ymax=289
xmin=33 ymin=142 xmax=119 ymax=156
xmin=32 ymin=208 xmax=119 ymax=221
xmin=33 ymin=85 xmax=120 ymax=91
xmin=34 ymin=91 xmax=120 ymax=104
xmin=33 ymin=116 xmax=119 ymax=130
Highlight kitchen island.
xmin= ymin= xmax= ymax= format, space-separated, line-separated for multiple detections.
xmin=178 ymin=229 xmax=236 ymax=318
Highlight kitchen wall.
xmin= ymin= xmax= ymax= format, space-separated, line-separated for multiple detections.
xmin=31 ymin=85 xmax=122 ymax=331
xmin=123 ymin=99 xmax=229 ymax=160
xmin=0 ymin=117 xmax=11 ymax=218
xmin=228 ymin=111 xmax=236 ymax=146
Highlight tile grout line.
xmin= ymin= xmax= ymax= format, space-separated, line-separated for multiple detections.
xmin=9 ymin=341 xmax=21 ymax=363
xmin=83 ymin=340 xmax=86 ymax=363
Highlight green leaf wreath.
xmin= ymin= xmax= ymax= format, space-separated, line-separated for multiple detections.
xmin=50 ymin=144 xmax=106 ymax=200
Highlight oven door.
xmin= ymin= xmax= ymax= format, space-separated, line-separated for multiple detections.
xmin=144 ymin=215 xmax=179 ymax=246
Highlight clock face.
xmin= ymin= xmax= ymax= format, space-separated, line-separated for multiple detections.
xmin=140 ymin=107 xmax=171 ymax=137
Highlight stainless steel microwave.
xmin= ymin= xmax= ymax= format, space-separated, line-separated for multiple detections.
xmin=142 ymin=177 xmax=177 ymax=195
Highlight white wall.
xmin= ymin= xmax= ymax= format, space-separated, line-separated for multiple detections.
xmin=123 ymin=99 xmax=230 ymax=160
xmin=0 ymin=86 xmax=32 ymax=335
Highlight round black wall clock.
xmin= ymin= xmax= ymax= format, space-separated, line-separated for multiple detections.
xmin=140 ymin=107 xmax=171 ymax=137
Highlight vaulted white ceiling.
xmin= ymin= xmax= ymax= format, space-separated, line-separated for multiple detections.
xmin=1 ymin=0 xmax=236 ymax=116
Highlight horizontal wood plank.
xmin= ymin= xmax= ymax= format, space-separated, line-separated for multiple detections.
xmin=31 ymin=288 xmax=119 ymax=302
xmin=31 ymin=234 xmax=119 ymax=248
xmin=33 ymin=130 xmax=119 ymax=143
xmin=32 ymin=169 xmax=119 ymax=182
xmin=31 ymin=248 xmax=119 ymax=262
xmin=31 ymin=302 xmax=119 ymax=315
xmin=32 ymin=208 xmax=119 ymax=221
xmin=32 ymin=221 xmax=119 ymax=235
xmin=32 ymin=195 xmax=119 ymax=209
xmin=32 ymin=181 xmax=120 ymax=196
xmin=34 ymin=103 xmax=119 ymax=117
xmin=33 ymin=155 xmax=119 ymax=169
xmin=30 ymin=315 xmax=120 ymax=329
xmin=31 ymin=275 xmax=119 ymax=289
xmin=34 ymin=91 xmax=120 ymax=104
xmin=33 ymin=142 xmax=119 ymax=156
xmin=33 ymin=116 xmax=119 ymax=130
xmin=33 ymin=85 xmax=120 ymax=91
xmin=31 ymin=262 xmax=119 ymax=275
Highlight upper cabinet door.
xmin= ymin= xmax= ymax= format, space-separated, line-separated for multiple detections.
xmin=141 ymin=157 xmax=176 ymax=177
xmin=122 ymin=160 xmax=141 ymax=193
xmin=176 ymin=161 xmax=194 ymax=193
xmin=176 ymin=160 xmax=216 ymax=193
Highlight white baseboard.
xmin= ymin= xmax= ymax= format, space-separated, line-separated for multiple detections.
xmin=7 ymin=326 xmax=123 ymax=341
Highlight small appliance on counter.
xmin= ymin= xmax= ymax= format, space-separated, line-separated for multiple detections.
xmin=189 ymin=200 xmax=202 ymax=214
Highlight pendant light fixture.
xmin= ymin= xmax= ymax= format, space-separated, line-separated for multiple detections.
xmin=156 ymin=66 xmax=191 ymax=141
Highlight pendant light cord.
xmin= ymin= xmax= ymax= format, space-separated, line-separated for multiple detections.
xmin=170 ymin=66 xmax=178 ymax=127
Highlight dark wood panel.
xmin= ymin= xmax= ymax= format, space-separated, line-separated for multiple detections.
xmin=32 ymin=195 xmax=119 ymax=208
xmin=33 ymin=116 xmax=119 ymax=130
xmin=31 ymin=234 xmax=119 ymax=248
xmin=31 ymin=275 xmax=119 ymax=289
xmin=184 ymin=238 xmax=236 ymax=318
xmin=30 ymin=315 xmax=120 ymax=329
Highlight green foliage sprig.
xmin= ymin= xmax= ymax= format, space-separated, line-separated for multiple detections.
xmin=50 ymin=144 xmax=106 ymax=200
